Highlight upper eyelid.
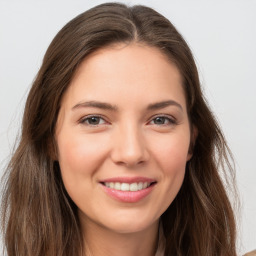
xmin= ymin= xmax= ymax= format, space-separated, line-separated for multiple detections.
xmin=78 ymin=114 xmax=109 ymax=124
xmin=77 ymin=113 xmax=177 ymax=124
xmin=147 ymin=115 xmax=178 ymax=127
xmin=148 ymin=113 xmax=176 ymax=121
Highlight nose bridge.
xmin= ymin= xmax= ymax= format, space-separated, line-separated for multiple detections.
xmin=111 ymin=121 xmax=148 ymax=166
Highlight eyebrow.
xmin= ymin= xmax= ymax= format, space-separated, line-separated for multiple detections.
xmin=147 ymin=100 xmax=183 ymax=111
xmin=72 ymin=101 xmax=118 ymax=111
xmin=72 ymin=100 xmax=182 ymax=111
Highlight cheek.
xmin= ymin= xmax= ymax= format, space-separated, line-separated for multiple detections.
xmin=162 ymin=144 xmax=188 ymax=174
xmin=56 ymin=132 xmax=110 ymax=194
xmin=160 ymin=141 xmax=188 ymax=187
xmin=57 ymin=132 xmax=107 ymax=171
xmin=56 ymin=133 xmax=111 ymax=213
xmin=150 ymin=132 xmax=190 ymax=210
xmin=152 ymin=132 xmax=190 ymax=174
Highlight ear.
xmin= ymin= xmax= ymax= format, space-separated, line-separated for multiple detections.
xmin=187 ymin=125 xmax=198 ymax=161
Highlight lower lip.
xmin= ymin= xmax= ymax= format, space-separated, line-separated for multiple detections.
xmin=101 ymin=183 xmax=155 ymax=203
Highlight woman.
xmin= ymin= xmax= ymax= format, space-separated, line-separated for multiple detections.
xmin=1 ymin=3 xmax=237 ymax=256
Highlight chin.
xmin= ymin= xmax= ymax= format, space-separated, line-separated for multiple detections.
xmin=101 ymin=214 xmax=158 ymax=234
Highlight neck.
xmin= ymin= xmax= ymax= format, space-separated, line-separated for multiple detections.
xmin=80 ymin=215 xmax=159 ymax=256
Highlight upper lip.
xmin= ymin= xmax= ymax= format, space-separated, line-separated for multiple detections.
xmin=99 ymin=176 xmax=156 ymax=184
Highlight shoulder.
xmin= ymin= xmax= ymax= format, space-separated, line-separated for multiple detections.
xmin=244 ymin=250 xmax=256 ymax=256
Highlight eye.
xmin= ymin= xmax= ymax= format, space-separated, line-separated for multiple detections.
xmin=80 ymin=115 xmax=107 ymax=126
xmin=149 ymin=115 xmax=176 ymax=126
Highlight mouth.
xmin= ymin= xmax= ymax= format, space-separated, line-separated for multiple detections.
xmin=101 ymin=181 xmax=156 ymax=192
xmin=99 ymin=177 xmax=157 ymax=203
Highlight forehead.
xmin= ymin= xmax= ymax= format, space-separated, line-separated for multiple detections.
xmin=61 ymin=43 xmax=186 ymax=110
xmin=73 ymin=42 xmax=181 ymax=82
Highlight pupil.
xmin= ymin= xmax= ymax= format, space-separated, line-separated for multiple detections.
xmin=89 ymin=117 xmax=99 ymax=124
xmin=155 ymin=117 xmax=165 ymax=124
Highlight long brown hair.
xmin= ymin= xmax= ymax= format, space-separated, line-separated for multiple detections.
xmin=1 ymin=3 xmax=237 ymax=255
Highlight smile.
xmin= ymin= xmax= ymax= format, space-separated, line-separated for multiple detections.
xmin=100 ymin=177 xmax=157 ymax=203
xmin=103 ymin=182 xmax=151 ymax=192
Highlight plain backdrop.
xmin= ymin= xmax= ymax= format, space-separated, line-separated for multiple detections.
xmin=0 ymin=0 xmax=255 ymax=254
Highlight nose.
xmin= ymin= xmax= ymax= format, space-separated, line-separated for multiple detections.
xmin=110 ymin=124 xmax=149 ymax=167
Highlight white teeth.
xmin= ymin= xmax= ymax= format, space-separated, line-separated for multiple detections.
xmin=104 ymin=182 xmax=151 ymax=192
xmin=130 ymin=183 xmax=138 ymax=191
xmin=114 ymin=182 xmax=121 ymax=190
xmin=121 ymin=183 xmax=129 ymax=191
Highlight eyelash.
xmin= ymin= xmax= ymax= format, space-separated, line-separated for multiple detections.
xmin=148 ymin=114 xmax=176 ymax=126
xmin=79 ymin=114 xmax=176 ymax=127
xmin=79 ymin=115 xmax=108 ymax=126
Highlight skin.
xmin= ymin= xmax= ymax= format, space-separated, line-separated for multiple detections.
xmin=55 ymin=43 xmax=192 ymax=256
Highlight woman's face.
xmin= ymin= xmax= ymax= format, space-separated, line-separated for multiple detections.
xmin=55 ymin=43 xmax=192 ymax=234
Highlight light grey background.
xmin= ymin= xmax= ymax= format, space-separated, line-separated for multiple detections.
xmin=0 ymin=0 xmax=255 ymax=254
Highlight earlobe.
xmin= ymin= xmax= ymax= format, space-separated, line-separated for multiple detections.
xmin=187 ymin=125 xmax=198 ymax=161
